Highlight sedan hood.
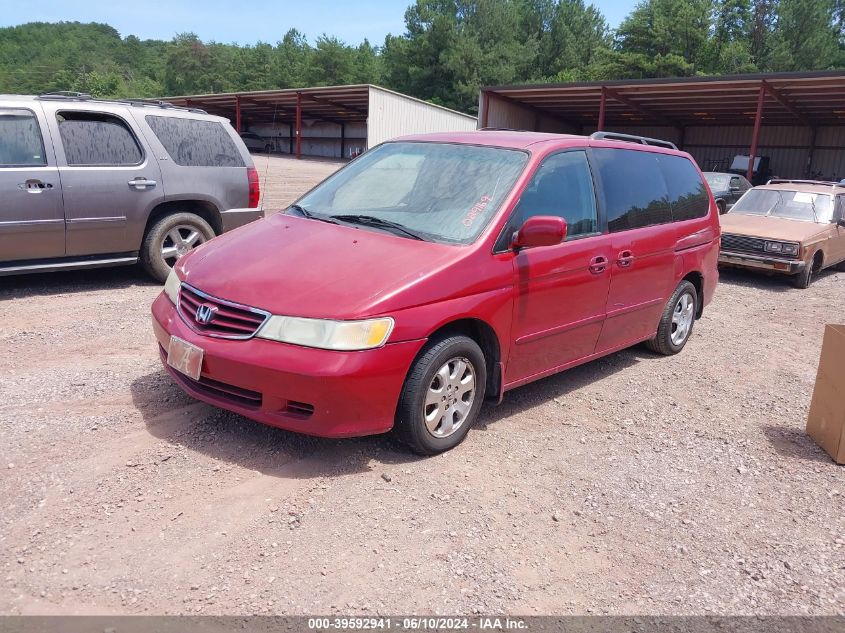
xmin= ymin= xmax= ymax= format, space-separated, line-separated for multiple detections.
xmin=177 ymin=213 xmax=463 ymax=319
xmin=719 ymin=213 xmax=829 ymax=243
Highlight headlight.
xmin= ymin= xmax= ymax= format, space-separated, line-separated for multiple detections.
xmin=164 ymin=269 xmax=181 ymax=304
xmin=256 ymin=316 xmax=394 ymax=350
xmin=765 ymin=241 xmax=799 ymax=255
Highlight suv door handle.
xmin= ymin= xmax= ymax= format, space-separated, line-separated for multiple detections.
xmin=18 ymin=179 xmax=53 ymax=193
xmin=617 ymin=250 xmax=635 ymax=267
xmin=128 ymin=178 xmax=156 ymax=190
xmin=589 ymin=255 xmax=608 ymax=274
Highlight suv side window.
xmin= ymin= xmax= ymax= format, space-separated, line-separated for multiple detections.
xmin=657 ymin=154 xmax=709 ymax=222
xmin=145 ymin=115 xmax=245 ymax=167
xmin=512 ymin=151 xmax=598 ymax=239
xmin=591 ymin=148 xmax=672 ymax=232
xmin=57 ymin=111 xmax=143 ymax=166
xmin=0 ymin=108 xmax=47 ymax=167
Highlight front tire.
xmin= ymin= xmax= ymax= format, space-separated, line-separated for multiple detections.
xmin=394 ymin=335 xmax=487 ymax=455
xmin=793 ymin=252 xmax=821 ymax=289
xmin=141 ymin=212 xmax=215 ymax=282
xmin=646 ymin=281 xmax=698 ymax=356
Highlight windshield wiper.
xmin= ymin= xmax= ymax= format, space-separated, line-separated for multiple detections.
xmin=288 ymin=204 xmax=339 ymax=224
xmin=330 ymin=214 xmax=425 ymax=241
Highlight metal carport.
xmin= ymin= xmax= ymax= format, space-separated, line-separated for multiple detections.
xmin=163 ymin=84 xmax=476 ymax=160
xmin=480 ymin=71 xmax=845 ymax=181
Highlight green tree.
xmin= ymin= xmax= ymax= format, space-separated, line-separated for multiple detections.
xmin=767 ymin=0 xmax=839 ymax=70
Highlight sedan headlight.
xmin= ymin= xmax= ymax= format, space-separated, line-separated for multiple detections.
xmin=164 ymin=269 xmax=181 ymax=304
xmin=765 ymin=241 xmax=799 ymax=256
xmin=256 ymin=316 xmax=394 ymax=350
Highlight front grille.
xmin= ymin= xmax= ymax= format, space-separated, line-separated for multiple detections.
xmin=721 ymin=233 xmax=765 ymax=254
xmin=178 ymin=284 xmax=269 ymax=339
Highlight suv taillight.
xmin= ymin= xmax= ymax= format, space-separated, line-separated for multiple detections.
xmin=247 ymin=167 xmax=260 ymax=208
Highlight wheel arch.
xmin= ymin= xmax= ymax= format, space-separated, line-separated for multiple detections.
xmin=144 ymin=200 xmax=223 ymax=239
xmin=681 ymin=270 xmax=704 ymax=318
xmin=423 ymin=318 xmax=502 ymax=402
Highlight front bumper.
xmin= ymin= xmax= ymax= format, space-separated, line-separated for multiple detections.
xmin=718 ymin=250 xmax=806 ymax=274
xmin=151 ymin=293 xmax=426 ymax=437
xmin=220 ymin=208 xmax=264 ymax=232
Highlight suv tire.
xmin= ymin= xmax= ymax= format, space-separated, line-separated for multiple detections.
xmin=141 ymin=212 xmax=215 ymax=282
xmin=394 ymin=334 xmax=486 ymax=455
xmin=646 ymin=280 xmax=698 ymax=356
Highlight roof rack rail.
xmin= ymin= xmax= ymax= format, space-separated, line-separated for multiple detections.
xmin=35 ymin=92 xmax=207 ymax=115
xmin=767 ymin=178 xmax=843 ymax=187
xmin=38 ymin=91 xmax=93 ymax=100
xmin=590 ymin=131 xmax=677 ymax=150
xmin=479 ymin=126 xmax=529 ymax=132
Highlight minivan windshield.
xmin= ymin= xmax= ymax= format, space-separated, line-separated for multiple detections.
xmin=730 ymin=188 xmax=834 ymax=223
xmin=292 ymin=142 xmax=528 ymax=244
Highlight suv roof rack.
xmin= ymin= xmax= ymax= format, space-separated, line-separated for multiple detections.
xmin=38 ymin=91 xmax=93 ymax=100
xmin=766 ymin=178 xmax=843 ymax=187
xmin=35 ymin=92 xmax=207 ymax=115
xmin=479 ymin=127 xmax=529 ymax=132
xmin=590 ymin=131 xmax=678 ymax=150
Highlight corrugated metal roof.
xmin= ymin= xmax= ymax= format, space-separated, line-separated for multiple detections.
xmin=160 ymin=85 xmax=474 ymax=126
xmin=482 ymin=71 xmax=845 ymax=127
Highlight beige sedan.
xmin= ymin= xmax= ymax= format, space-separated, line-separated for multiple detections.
xmin=718 ymin=180 xmax=845 ymax=288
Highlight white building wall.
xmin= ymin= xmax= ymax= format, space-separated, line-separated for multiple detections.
xmin=367 ymin=86 xmax=476 ymax=147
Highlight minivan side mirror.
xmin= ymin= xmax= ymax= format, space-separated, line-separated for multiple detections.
xmin=511 ymin=216 xmax=568 ymax=250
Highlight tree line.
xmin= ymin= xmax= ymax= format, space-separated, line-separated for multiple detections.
xmin=0 ymin=0 xmax=842 ymax=114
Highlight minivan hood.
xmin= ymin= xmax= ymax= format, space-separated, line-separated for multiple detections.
xmin=177 ymin=213 xmax=463 ymax=319
xmin=719 ymin=213 xmax=828 ymax=243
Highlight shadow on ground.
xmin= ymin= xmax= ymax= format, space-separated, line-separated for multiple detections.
xmin=0 ymin=265 xmax=157 ymax=300
xmin=761 ymin=424 xmax=834 ymax=464
xmin=717 ymin=266 xmax=839 ymax=293
xmin=129 ymin=344 xmax=653 ymax=478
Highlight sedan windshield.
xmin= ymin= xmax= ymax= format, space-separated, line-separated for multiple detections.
xmin=730 ymin=188 xmax=834 ymax=223
xmin=704 ymin=173 xmax=730 ymax=191
xmin=292 ymin=142 xmax=528 ymax=244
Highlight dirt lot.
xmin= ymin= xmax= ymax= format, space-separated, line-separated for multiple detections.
xmin=1 ymin=153 xmax=844 ymax=616
xmin=253 ymin=153 xmax=345 ymax=213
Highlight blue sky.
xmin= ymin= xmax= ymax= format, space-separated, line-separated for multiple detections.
xmin=0 ymin=0 xmax=636 ymax=45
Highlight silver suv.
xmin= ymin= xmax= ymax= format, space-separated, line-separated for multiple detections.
xmin=0 ymin=92 xmax=262 ymax=281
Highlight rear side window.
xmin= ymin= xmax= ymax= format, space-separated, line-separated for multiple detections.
xmin=57 ymin=111 xmax=143 ymax=166
xmin=657 ymin=154 xmax=709 ymax=222
xmin=0 ymin=108 xmax=46 ymax=167
xmin=146 ymin=115 xmax=245 ymax=167
xmin=591 ymin=148 xmax=672 ymax=232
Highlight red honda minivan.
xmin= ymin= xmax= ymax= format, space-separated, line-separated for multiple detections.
xmin=151 ymin=131 xmax=719 ymax=454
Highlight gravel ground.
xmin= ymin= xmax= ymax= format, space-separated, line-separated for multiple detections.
xmin=1 ymin=255 xmax=844 ymax=616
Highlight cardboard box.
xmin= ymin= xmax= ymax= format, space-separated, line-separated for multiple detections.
xmin=806 ymin=324 xmax=845 ymax=464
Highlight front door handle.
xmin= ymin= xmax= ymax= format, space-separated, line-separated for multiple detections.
xmin=18 ymin=179 xmax=53 ymax=193
xmin=617 ymin=250 xmax=635 ymax=267
xmin=589 ymin=255 xmax=608 ymax=274
xmin=128 ymin=178 xmax=157 ymax=190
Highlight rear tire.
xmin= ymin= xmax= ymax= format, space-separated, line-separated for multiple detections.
xmin=141 ymin=212 xmax=215 ymax=282
xmin=264 ymin=144 xmax=272 ymax=153
xmin=646 ymin=281 xmax=698 ymax=356
xmin=394 ymin=335 xmax=486 ymax=455
xmin=717 ymin=200 xmax=726 ymax=214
